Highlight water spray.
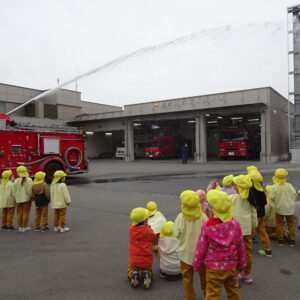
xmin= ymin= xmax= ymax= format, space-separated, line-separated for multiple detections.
xmin=6 ymin=21 xmax=284 ymax=116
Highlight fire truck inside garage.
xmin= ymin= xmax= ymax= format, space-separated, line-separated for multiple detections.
xmin=98 ymin=113 xmax=262 ymax=161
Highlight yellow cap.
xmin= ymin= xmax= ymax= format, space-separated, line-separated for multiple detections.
xmin=222 ymin=174 xmax=234 ymax=187
xmin=33 ymin=171 xmax=46 ymax=184
xmin=248 ymin=171 xmax=264 ymax=192
xmin=16 ymin=166 xmax=29 ymax=177
xmin=207 ymin=190 xmax=233 ymax=223
xmin=146 ymin=201 xmax=158 ymax=216
xmin=180 ymin=190 xmax=201 ymax=221
xmin=160 ymin=221 xmax=176 ymax=238
xmin=272 ymin=168 xmax=288 ymax=184
xmin=1 ymin=170 xmax=12 ymax=184
xmin=51 ymin=170 xmax=67 ymax=184
xmin=233 ymin=175 xmax=252 ymax=199
xmin=130 ymin=207 xmax=149 ymax=226
xmin=247 ymin=166 xmax=258 ymax=173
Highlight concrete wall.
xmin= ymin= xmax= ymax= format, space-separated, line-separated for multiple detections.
xmin=5 ymin=102 xmax=24 ymax=116
xmin=0 ymin=83 xmax=120 ymax=122
xmin=57 ymin=105 xmax=81 ymax=121
xmin=0 ymin=83 xmax=41 ymax=105
xmin=81 ymin=101 xmax=122 ymax=115
xmin=76 ymin=88 xmax=270 ymax=122
xmin=269 ymin=89 xmax=289 ymax=161
xmin=80 ymin=119 xmax=126 ymax=132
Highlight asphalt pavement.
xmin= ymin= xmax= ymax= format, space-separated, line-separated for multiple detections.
xmin=0 ymin=159 xmax=300 ymax=300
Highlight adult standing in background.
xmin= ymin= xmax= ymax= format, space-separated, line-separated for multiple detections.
xmin=181 ymin=143 xmax=189 ymax=164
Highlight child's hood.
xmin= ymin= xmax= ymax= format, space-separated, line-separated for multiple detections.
xmin=159 ymin=237 xmax=179 ymax=254
xmin=130 ymin=225 xmax=150 ymax=241
xmin=206 ymin=218 xmax=239 ymax=245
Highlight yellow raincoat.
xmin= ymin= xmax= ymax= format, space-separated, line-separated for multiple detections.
xmin=14 ymin=177 xmax=33 ymax=203
xmin=50 ymin=183 xmax=71 ymax=209
xmin=269 ymin=183 xmax=296 ymax=215
xmin=0 ymin=181 xmax=15 ymax=208
xmin=230 ymin=193 xmax=258 ymax=235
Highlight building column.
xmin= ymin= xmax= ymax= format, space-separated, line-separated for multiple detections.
xmin=125 ymin=119 xmax=134 ymax=162
xmin=35 ymin=102 xmax=44 ymax=118
xmin=195 ymin=114 xmax=207 ymax=163
xmin=260 ymin=110 xmax=271 ymax=163
xmin=260 ymin=110 xmax=266 ymax=163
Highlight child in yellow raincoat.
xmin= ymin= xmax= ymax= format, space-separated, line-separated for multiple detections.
xmin=248 ymin=170 xmax=272 ymax=258
xmin=50 ymin=170 xmax=71 ymax=233
xmin=158 ymin=221 xmax=181 ymax=281
xmin=231 ymin=174 xmax=258 ymax=284
xmin=269 ymin=168 xmax=296 ymax=246
xmin=32 ymin=171 xmax=50 ymax=232
xmin=173 ymin=190 xmax=208 ymax=300
xmin=14 ymin=166 xmax=33 ymax=232
xmin=264 ymin=185 xmax=277 ymax=240
xmin=0 ymin=170 xmax=16 ymax=231
xmin=146 ymin=201 xmax=167 ymax=251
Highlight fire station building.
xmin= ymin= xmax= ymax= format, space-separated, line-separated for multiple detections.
xmin=70 ymin=87 xmax=290 ymax=164
xmin=0 ymin=83 xmax=290 ymax=164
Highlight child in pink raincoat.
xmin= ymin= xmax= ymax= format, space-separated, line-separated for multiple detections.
xmin=193 ymin=190 xmax=246 ymax=300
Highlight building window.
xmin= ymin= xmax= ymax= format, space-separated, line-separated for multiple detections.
xmin=0 ymin=101 xmax=5 ymax=113
xmin=24 ymin=103 xmax=35 ymax=117
xmin=44 ymin=104 xmax=58 ymax=119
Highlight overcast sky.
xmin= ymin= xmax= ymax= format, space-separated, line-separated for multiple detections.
xmin=0 ymin=0 xmax=299 ymax=107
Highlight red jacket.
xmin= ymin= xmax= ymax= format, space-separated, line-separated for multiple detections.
xmin=128 ymin=224 xmax=156 ymax=267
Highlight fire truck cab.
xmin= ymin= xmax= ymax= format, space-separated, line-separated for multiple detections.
xmin=218 ymin=127 xmax=260 ymax=159
xmin=0 ymin=114 xmax=88 ymax=181
xmin=145 ymin=136 xmax=178 ymax=159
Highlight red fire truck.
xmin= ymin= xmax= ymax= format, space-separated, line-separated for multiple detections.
xmin=144 ymin=136 xmax=178 ymax=159
xmin=0 ymin=114 xmax=88 ymax=181
xmin=218 ymin=127 xmax=260 ymax=159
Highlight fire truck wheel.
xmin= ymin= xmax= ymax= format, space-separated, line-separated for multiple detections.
xmin=44 ymin=162 xmax=63 ymax=183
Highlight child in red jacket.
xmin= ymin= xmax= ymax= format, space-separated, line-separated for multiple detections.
xmin=127 ymin=207 xmax=156 ymax=290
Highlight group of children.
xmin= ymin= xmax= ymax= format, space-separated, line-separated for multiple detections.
xmin=0 ymin=166 xmax=71 ymax=233
xmin=127 ymin=166 xmax=300 ymax=300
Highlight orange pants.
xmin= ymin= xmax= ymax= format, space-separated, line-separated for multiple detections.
xmin=243 ymin=235 xmax=252 ymax=275
xmin=206 ymin=269 xmax=240 ymax=300
xmin=2 ymin=207 xmax=15 ymax=227
xmin=54 ymin=208 xmax=67 ymax=227
xmin=35 ymin=206 xmax=48 ymax=228
xmin=276 ymin=214 xmax=295 ymax=240
xmin=180 ymin=261 xmax=206 ymax=300
xmin=17 ymin=201 xmax=32 ymax=227
xmin=152 ymin=233 xmax=159 ymax=252
xmin=265 ymin=226 xmax=277 ymax=239
xmin=127 ymin=265 xmax=152 ymax=278
xmin=257 ymin=217 xmax=271 ymax=250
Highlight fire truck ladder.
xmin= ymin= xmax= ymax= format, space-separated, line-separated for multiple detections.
xmin=12 ymin=122 xmax=81 ymax=134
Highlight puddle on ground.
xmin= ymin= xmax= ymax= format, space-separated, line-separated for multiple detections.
xmin=67 ymin=173 xmax=199 ymax=185
xmin=280 ymin=269 xmax=292 ymax=275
